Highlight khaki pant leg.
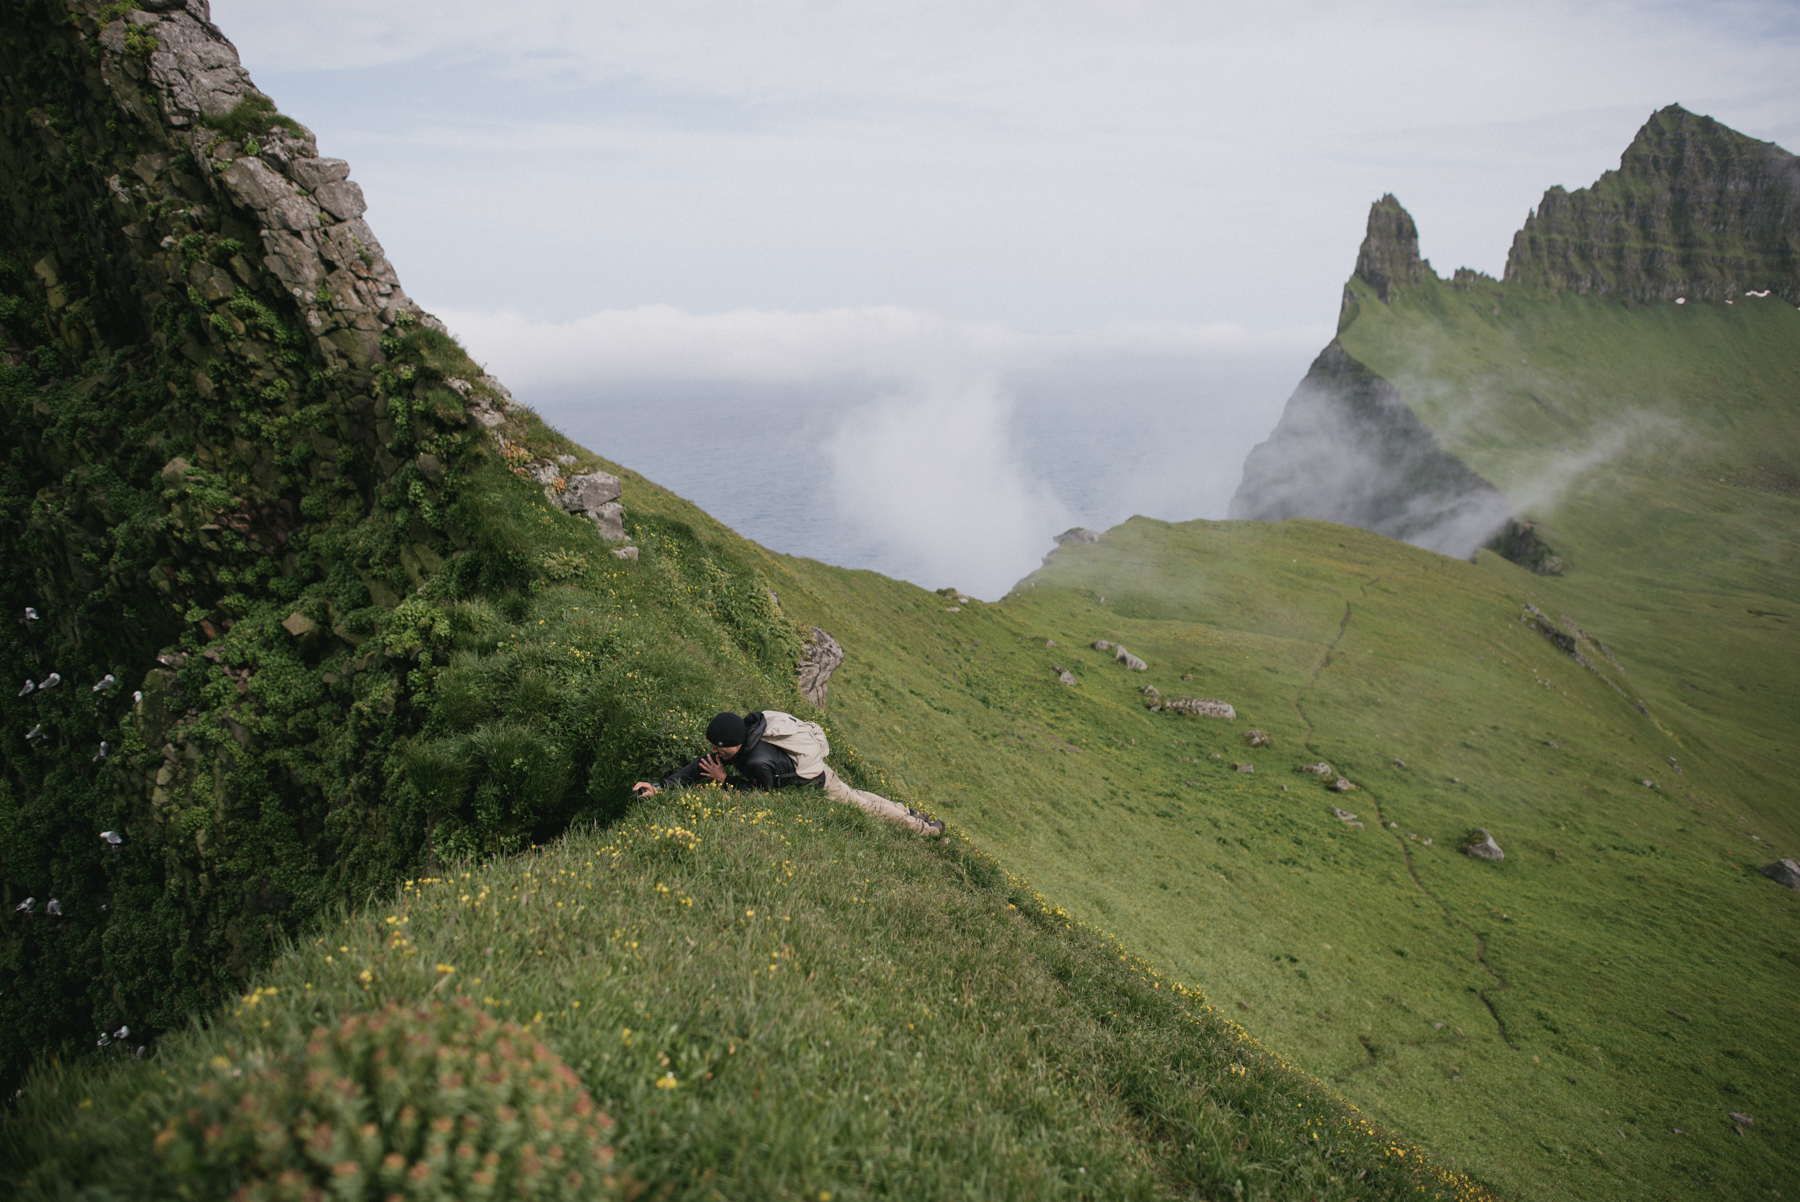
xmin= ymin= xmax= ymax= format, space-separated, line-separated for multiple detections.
xmin=820 ymin=767 xmax=934 ymax=835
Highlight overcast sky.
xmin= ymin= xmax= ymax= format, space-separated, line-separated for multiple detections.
xmin=212 ymin=0 xmax=1800 ymax=594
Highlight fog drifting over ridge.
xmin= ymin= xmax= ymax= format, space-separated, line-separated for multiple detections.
xmin=440 ymin=306 xmax=1325 ymax=598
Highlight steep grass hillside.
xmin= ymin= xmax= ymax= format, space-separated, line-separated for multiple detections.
xmin=761 ymin=512 xmax=1798 ymax=1199
xmin=5 ymin=771 xmax=1485 ymax=1201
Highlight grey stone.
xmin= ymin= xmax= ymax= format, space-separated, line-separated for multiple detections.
xmin=1462 ymin=829 xmax=1504 ymax=862
xmin=1760 ymin=858 xmax=1800 ymax=890
xmin=1053 ymin=665 xmax=1078 ymax=686
xmin=1141 ymin=684 xmax=1160 ymax=699
xmin=586 ymin=502 xmax=626 ymax=541
xmin=1296 ymin=762 xmax=1333 ymax=776
xmin=1235 ymin=762 xmax=1254 ymax=774
xmin=1330 ymin=776 xmax=1356 ymax=792
xmin=223 ymin=157 xmax=318 ymax=231
xmin=561 ymin=470 xmax=622 ymax=514
xmin=1114 ymin=646 xmax=1148 ymax=671
xmin=1091 ymin=640 xmax=1114 ymax=652
xmin=797 ymin=627 xmax=846 ymax=705
xmin=290 ymin=157 xmax=351 ymax=192
xmin=314 ymin=180 xmax=366 ymax=222
xmin=1243 ymin=729 xmax=1271 ymax=747
xmin=612 ymin=547 xmax=639 ymax=561
xmin=1055 ymin=528 xmax=1102 ymax=544
xmin=1163 ymin=697 xmax=1236 ymax=719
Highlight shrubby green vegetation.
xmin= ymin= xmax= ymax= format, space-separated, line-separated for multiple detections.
xmin=3 ymin=789 xmax=1485 ymax=1201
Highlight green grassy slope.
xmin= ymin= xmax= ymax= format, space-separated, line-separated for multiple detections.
xmin=763 ymin=511 xmax=1798 ymax=1198
xmin=4 ymin=788 xmax=1482 ymax=1201
xmin=1335 ymin=279 xmax=1800 ymax=846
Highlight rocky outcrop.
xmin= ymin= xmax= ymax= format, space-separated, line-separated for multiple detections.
xmin=1228 ymin=337 xmax=1512 ymax=557
xmin=1355 ymin=194 xmax=1434 ymax=304
xmin=1461 ymin=829 xmax=1505 ymax=862
xmin=1761 ymin=858 xmax=1800 ymax=890
xmin=0 ymin=0 xmax=634 ymax=1086
xmin=1162 ymin=698 xmax=1236 ymax=719
xmin=1504 ymin=105 xmax=1800 ymax=305
xmin=558 ymin=470 xmax=626 ymax=540
xmin=1485 ymin=518 xmax=1563 ymax=575
xmin=1055 ymin=528 xmax=1102 ymax=544
xmin=797 ymin=627 xmax=845 ymax=705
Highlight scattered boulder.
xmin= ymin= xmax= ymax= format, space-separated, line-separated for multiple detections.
xmin=1243 ymin=730 xmax=1271 ymax=747
xmin=1055 ymin=528 xmax=1102 ymax=544
xmin=561 ymin=470 xmax=623 ymax=516
xmin=612 ymin=547 xmax=638 ymax=561
xmin=1330 ymin=777 xmax=1356 ymax=792
xmin=1141 ymin=684 xmax=1161 ymax=699
xmin=1180 ymin=673 xmax=1194 ymax=681
xmin=1461 ymin=829 xmax=1505 ymax=862
xmin=1729 ymin=1112 xmax=1755 ymax=1129
xmin=1235 ymin=762 xmax=1254 ymax=774
xmin=1163 ymin=697 xmax=1236 ymax=719
xmin=587 ymin=502 xmax=626 ymax=541
xmin=1115 ymin=647 xmax=1148 ymax=671
xmin=280 ymin=612 xmax=316 ymax=638
xmin=797 ymin=627 xmax=846 ymax=705
xmin=1052 ymin=665 xmax=1078 ymax=687
xmin=1092 ymin=640 xmax=1114 ymax=652
xmin=1296 ymin=762 xmax=1333 ymax=776
xmin=1330 ymin=806 xmax=1364 ymax=829
xmin=1760 ymin=858 xmax=1800 ymax=890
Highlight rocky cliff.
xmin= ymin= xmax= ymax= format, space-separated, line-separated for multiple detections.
xmin=1227 ymin=334 xmax=1511 ymax=556
xmin=0 ymin=0 xmax=655 ymax=1084
xmin=1234 ymin=105 xmax=1797 ymax=561
xmin=1504 ymin=104 xmax=1800 ymax=304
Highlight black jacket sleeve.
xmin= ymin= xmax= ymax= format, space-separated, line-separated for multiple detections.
xmin=658 ymin=758 xmax=710 ymax=790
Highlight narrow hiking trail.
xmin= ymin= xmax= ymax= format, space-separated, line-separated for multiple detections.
xmin=1290 ymin=580 xmax=1515 ymax=1056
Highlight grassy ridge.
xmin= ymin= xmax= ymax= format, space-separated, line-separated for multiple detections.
xmin=761 ymin=513 xmax=1798 ymax=1199
xmin=4 ymin=789 xmax=1484 ymax=1201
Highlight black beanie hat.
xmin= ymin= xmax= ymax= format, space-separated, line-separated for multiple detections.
xmin=706 ymin=712 xmax=747 ymax=747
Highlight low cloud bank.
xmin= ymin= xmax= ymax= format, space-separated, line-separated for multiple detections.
xmin=439 ymin=305 xmax=1321 ymax=598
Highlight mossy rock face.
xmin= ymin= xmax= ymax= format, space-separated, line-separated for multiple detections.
xmin=0 ymin=0 xmax=814 ymax=1087
xmin=1505 ymin=104 xmax=1800 ymax=306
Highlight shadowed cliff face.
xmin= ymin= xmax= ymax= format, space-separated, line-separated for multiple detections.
xmin=0 ymin=0 xmax=517 ymax=1083
xmin=1226 ymin=339 xmax=1510 ymax=556
xmin=1504 ymin=104 xmax=1800 ymax=304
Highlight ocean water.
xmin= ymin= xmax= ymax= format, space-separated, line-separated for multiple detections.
xmin=527 ymin=352 xmax=1306 ymax=598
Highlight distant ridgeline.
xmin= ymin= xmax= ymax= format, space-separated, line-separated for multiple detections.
xmin=1231 ymin=104 xmax=1800 ymax=569
xmin=0 ymin=0 xmax=818 ymax=1087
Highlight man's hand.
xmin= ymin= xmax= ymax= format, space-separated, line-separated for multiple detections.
xmin=632 ymin=782 xmax=661 ymax=797
xmin=698 ymin=752 xmax=727 ymax=785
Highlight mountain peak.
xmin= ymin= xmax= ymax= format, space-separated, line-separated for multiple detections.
xmin=1354 ymin=194 xmax=1434 ymax=302
xmin=1504 ymin=104 xmax=1800 ymax=303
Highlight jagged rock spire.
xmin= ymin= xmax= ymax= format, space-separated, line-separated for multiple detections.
xmin=1504 ymin=104 xmax=1800 ymax=304
xmin=1354 ymin=194 xmax=1432 ymax=303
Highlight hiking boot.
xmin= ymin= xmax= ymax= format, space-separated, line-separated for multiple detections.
xmin=909 ymin=808 xmax=945 ymax=837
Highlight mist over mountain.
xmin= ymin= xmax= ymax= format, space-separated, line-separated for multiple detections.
xmin=1230 ymin=105 xmax=1800 ymax=560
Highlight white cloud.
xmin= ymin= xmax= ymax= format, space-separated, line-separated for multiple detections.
xmin=434 ymin=304 xmax=1330 ymax=389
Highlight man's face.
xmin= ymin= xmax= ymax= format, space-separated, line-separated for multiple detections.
xmin=711 ymin=743 xmax=743 ymax=760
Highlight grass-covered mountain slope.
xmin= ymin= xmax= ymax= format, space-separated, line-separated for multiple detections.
xmin=0 ymin=0 xmax=828 ymax=1091
xmin=762 ymin=515 xmax=1797 ymax=1199
xmin=5 ymin=788 xmax=1484 ymax=1201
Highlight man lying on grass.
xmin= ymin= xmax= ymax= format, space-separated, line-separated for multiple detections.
xmin=633 ymin=710 xmax=945 ymax=836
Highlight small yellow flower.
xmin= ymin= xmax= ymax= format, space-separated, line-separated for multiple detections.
xmin=654 ymin=1072 xmax=678 ymax=1089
